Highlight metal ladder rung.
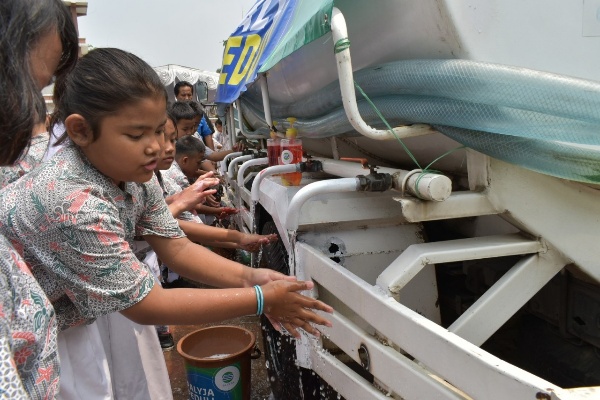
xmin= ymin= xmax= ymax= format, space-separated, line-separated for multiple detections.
xmin=377 ymin=233 xmax=543 ymax=294
xmin=397 ymin=191 xmax=499 ymax=222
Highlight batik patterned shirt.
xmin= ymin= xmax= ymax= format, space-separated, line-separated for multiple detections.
xmin=162 ymin=161 xmax=190 ymax=189
xmin=0 ymin=235 xmax=59 ymax=400
xmin=0 ymin=145 xmax=185 ymax=331
xmin=157 ymin=172 xmax=202 ymax=223
xmin=0 ymin=133 xmax=49 ymax=188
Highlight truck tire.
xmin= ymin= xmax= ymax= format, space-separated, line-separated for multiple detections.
xmin=260 ymin=221 xmax=339 ymax=400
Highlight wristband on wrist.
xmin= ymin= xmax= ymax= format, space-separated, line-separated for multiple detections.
xmin=254 ymin=285 xmax=264 ymax=315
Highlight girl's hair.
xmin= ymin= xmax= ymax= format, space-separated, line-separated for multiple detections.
xmin=166 ymin=108 xmax=179 ymax=137
xmin=0 ymin=0 xmax=78 ymax=165
xmin=166 ymin=109 xmax=177 ymax=128
xmin=53 ymin=48 xmax=167 ymax=143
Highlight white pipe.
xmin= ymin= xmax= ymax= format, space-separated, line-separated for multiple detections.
xmin=228 ymin=104 xmax=236 ymax=146
xmin=251 ymin=164 xmax=300 ymax=203
xmin=228 ymin=155 xmax=253 ymax=179
xmin=259 ymin=74 xmax=273 ymax=128
xmin=313 ymin=157 xmax=451 ymax=201
xmin=286 ymin=178 xmax=360 ymax=232
xmin=232 ymin=103 xmax=244 ymax=141
xmin=221 ymin=151 xmax=243 ymax=178
xmin=331 ymin=8 xmax=432 ymax=140
xmin=236 ymin=99 xmax=267 ymax=139
xmin=237 ymin=157 xmax=268 ymax=188
xmin=250 ymin=164 xmax=302 ymax=233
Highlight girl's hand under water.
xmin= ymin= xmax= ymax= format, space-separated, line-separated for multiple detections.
xmin=238 ymin=233 xmax=278 ymax=252
xmin=261 ymin=280 xmax=333 ymax=339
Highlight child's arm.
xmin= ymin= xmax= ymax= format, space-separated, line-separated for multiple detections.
xmin=120 ymin=278 xmax=332 ymax=338
xmin=137 ymin=234 xmax=333 ymax=337
xmin=195 ymin=204 xmax=238 ymax=218
xmin=178 ymin=219 xmax=277 ymax=250
xmin=204 ymin=149 xmax=233 ymax=162
xmin=197 ymin=164 xmax=216 ymax=175
xmin=204 ymin=134 xmax=215 ymax=151
xmin=147 ymin=235 xmax=257 ymax=287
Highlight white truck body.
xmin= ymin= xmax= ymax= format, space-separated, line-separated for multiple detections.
xmin=217 ymin=1 xmax=600 ymax=398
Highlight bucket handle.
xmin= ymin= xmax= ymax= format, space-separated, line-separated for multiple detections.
xmin=251 ymin=343 xmax=262 ymax=360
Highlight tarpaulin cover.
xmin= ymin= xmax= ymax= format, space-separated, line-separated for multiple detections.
xmin=215 ymin=0 xmax=333 ymax=104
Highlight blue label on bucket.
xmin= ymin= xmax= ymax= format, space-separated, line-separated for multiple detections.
xmin=186 ymin=362 xmax=242 ymax=400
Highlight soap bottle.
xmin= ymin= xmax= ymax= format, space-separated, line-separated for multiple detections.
xmin=266 ymin=121 xmax=281 ymax=167
xmin=280 ymin=117 xmax=303 ymax=186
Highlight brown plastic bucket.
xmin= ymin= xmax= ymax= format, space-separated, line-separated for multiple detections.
xmin=177 ymin=325 xmax=256 ymax=400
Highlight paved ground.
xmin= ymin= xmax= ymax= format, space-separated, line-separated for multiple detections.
xmin=163 ymin=311 xmax=273 ymax=399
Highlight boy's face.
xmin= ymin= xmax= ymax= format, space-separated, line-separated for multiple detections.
xmin=72 ymin=96 xmax=167 ymax=185
xmin=176 ymin=118 xmax=196 ymax=137
xmin=157 ymin=119 xmax=177 ymax=171
xmin=178 ymin=152 xmax=204 ymax=180
xmin=176 ymin=86 xmax=193 ymax=101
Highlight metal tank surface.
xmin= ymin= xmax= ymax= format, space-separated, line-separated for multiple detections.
xmin=215 ymin=1 xmax=600 ymax=399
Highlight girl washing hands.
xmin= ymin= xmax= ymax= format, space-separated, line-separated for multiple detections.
xmin=0 ymin=47 xmax=332 ymax=351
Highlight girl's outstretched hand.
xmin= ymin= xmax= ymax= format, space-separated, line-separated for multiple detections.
xmin=261 ymin=280 xmax=333 ymax=338
xmin=238 ymin=233 xmax=278 ymax=252
xmin=172 ymin=172 xmax=220 ymax=210
xmin=205 ymin=194 xmax=220 ymax=208
xmin=193 ymin=172 xmax=220 ymax=195
xmin=168 ymin=182 xmax=217 ymax=215
xmin=247 ymin=268 xmax=297 ymax=286
xmin=217 ymin=207 xmax=239 ymax=219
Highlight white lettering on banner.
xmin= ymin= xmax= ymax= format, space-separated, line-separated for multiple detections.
xmin=219 ymin=0 xmax=283 ymax=86
xmin=250 ymin=0 xmax=278 ymax=31
xmin=239 ymin=0 xmax=275 ymax=32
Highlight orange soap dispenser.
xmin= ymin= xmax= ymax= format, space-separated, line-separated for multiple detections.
xmin=280 ymin=117 xmax=303 ymax=186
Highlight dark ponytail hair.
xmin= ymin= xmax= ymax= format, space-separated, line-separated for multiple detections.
xmin=0 ymin=0 xmax=78 ymax=165
xmin=53 ymin=48 xmax=167 ymax=143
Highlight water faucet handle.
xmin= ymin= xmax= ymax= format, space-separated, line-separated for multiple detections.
xmin=340 ymin=157 xmax=379 ymax=174
xmin=340 ymin=157 xmax=370 ymax=169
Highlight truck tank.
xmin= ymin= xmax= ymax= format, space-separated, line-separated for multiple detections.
xmin=216 ymin=1 xmax=600 ymax=399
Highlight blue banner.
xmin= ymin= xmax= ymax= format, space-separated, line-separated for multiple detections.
xmin=216 ymin=0 xmax=298 ymax=104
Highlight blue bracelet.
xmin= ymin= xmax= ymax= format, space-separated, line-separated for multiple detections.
xmin=254 ymin=285 xmax=264 ymax=315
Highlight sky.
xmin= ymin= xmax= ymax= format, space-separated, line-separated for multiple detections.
xmin=78 ymin=0 xmax=257 ymax=73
